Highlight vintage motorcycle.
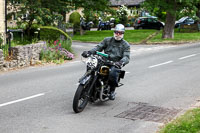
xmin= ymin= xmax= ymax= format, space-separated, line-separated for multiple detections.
xmin=97 ymin=17 xmax=115 ymax=31
xmin=80 ymin=17 xmax=93 ymax=31
xmin=73 ymin=51 xmax=125 ymax=113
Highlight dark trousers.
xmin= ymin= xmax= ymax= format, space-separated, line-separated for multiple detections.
xmin=109 ymin=66 xmax=121 ymax=91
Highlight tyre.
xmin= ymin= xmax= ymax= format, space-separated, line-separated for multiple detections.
xmin=138 ymin=27 xmax=143 ymax=29
xmin=73 ymin=84 xmax=89 ymax=113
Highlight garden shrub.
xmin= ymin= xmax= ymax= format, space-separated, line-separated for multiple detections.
xmin=39 ymin=26 xmax=72 ymax=45
xmin=39 ymin=27 xmax=74 ymax=63
xmin=40 ymin=40 xmax=74 ymax=64
xmin=69 ymin=12 xmax=81 ymax=34
xmin=0 ymin=36 xmax=3 ymax=45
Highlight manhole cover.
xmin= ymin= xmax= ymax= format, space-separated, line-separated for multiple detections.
xmin=115 ymin=103 xmax=182 ymax=123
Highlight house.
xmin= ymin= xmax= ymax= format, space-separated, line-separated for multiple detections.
xmin=109 ymin=0 xmax=146 ymax=17
xmin=0 ymin=0 xmax=6 ymax=43
xmin=110 ymin=0 xmax=145 ymax=7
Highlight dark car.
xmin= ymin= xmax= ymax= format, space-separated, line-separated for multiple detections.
xmin=134 ymin=17 xmax=164 ymax=30
xmin=175 ymin=17 xmax=195 ymax=28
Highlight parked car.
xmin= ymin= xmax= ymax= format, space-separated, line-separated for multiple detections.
xmin=134 ymin=17 xmax=164 ymax=30
xmin=175 ymin=16 xmax=195 ymax=28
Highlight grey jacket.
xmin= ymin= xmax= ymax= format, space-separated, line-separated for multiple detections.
xmin=90 ymin=37 xmax=130 ymax=65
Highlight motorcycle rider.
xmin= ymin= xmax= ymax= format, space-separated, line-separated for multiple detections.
xmin=82 ymin=24 xmax=130 ymax=100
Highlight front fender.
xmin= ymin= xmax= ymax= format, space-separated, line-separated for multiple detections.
xmin=79 ymin=75 xmax=91 ymax=85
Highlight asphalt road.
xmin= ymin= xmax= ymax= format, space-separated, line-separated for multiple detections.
xmin=0 ymin=42 xmax=200 ymax=133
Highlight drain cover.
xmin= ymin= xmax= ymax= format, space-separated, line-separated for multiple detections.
xmin=115 ymin=103 xmax=182 ymax=123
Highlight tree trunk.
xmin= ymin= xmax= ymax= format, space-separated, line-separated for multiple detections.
xmin=162 ymin=12 xmax=176 ymax=39
xmin=62 ymin=12 xmax=66 ymax=22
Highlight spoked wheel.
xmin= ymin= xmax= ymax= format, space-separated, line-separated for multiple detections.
xmin=73 ymin=84 xmax=89 ymax=113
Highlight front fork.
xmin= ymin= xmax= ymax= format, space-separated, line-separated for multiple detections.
xmin=79 ymin=71 xmax=98 ymax=99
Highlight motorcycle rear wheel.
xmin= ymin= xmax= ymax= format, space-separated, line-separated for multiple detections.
xmin=73 ymin=84 xmax=89 ymax=113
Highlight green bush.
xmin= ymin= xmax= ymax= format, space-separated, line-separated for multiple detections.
xmin=69 ymin=12 xmax=81 ymax=26
xmin=69 ymin=12 xmax=81 ymax=34
xmin=0 ymin=36 xmax=3 ymax=45
xmin=39 ymin=26 xmax=72 ymax=45
xmin=39 ymin=26 xmax=74 ymax=64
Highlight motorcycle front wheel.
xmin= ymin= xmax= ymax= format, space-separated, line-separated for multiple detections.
xmin=73 ymin=84 xmax=89 ymax=113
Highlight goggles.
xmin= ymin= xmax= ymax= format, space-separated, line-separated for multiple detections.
xmin=114 ymin=31 xmax=124 ymax=35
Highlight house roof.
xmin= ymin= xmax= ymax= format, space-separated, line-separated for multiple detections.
xmin=110 ymin=0 xmax=145 ymax=7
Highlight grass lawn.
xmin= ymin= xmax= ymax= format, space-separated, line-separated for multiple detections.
xmin=72 ymin=30 xmax=157 ymax=44
xmin=72 ymin=29 xmax=200 ymax=44
xmin=159 ymin=108 xmax=200 ymax=133
xmin=149 ymin=31 xmax=200 ymax=44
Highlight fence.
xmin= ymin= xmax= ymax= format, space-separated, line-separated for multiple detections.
xmin=178 ymin=23 xmax=200 ymax=32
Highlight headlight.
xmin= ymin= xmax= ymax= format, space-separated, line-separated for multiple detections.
xmin=86 ymin=56 xmax=98 ymax=69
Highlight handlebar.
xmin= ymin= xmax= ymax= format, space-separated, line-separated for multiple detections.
xmin=82 ymin=51 xmax=121 ymax=69
xmin=96 ymin=51 xmax=108 ymax=58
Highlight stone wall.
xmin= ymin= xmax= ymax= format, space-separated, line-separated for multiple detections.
xmin=0 ymin=49 xmax=3 ymax=69
xmin=0 ymin=42 xmax=46 ymax=70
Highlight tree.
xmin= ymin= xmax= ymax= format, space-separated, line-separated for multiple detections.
xmin=8 ymin=0 xmax=73 ymax=37
xmin=143 ymin=0 xmax=200 ymax=39
xmin=72 ymin=0 xmax=112 ymax=21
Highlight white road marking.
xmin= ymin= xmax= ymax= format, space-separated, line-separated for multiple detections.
xmin=148 ymin=60 xmax=173 ymax=68
xmin=125 ymin=72 xmax=130 ymax=74
xmin=179 ymin=54 xmax=196 ymax=60
xmin=0 ymin=93 xmax=45 ymax=107
xmin=69 ymin=61 xmax=81 ymax=64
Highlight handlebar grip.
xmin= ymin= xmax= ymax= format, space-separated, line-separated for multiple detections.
xmin=96 ymin=51 xmax=108 ymax=58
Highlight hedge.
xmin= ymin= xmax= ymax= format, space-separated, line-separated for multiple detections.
xmin=39 ymin=26 xmax=72 ymax=45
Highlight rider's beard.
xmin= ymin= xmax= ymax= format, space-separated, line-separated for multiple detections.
xmin=114 ymin=33 xmax=124 ymax=41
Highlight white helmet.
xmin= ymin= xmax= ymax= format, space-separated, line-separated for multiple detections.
xmin=114 ymin=24 xmax=125 ymax=33
xmin=114 ymin=24 xmax=125 ymax=41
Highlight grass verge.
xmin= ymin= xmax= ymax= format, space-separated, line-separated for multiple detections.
xmin=72 ymin=29 xmax=200 ymax=44
xmin=149 ymin=31 xmax=200 ymax=44
xmin=72 ymin=30 xmax=157 ymax=44
xmin=159 ymin=108 xmax=200 ymax=133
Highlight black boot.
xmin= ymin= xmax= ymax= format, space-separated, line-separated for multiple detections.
xmin=109 ymin=87 xmax=116 ymax=100
xmin=109 ymin=91 xmax=115 ymax=100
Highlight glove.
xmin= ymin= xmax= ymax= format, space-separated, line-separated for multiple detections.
xmin=115 ymin=61 xmax=124 ymax=69
xmin=81 ymin=51 xmax=90 ymax=58
xmin=81 ymin=51 xmax=96 ymax=57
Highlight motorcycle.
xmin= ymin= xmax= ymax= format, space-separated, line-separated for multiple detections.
xmin=73 ymin=51 xmax=125 ymax=113
xmin=97 ymin=18 xmax=115 ymax=31
xmin=80 ymin=17 xmax=93 ymax=31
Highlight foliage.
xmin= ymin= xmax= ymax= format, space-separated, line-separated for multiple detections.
xmin=73 ymin=0 xmax=111 ymax=12
xmin=8 ymin=0 xmax=72 ymax=38
xmin=69 ymin=12 xmax=81 ymax=34
xmin=11 ymin=35 xmax=38 ymax=46
xmin=40 ymin=40 xmax=74 ymax=64
xmin=159 ymin=108 xmax=200 ymax=133
xmin=143 ymin=0 xmax=200 ymax=21
xmin=69 ymin=12 xmax=81 ymax=27
xmin=0 ymin=37 xmax=3 ymax=45
xmin=39 ymin=26 xmax=72 ymax=45
xmin=142 ymin=0 xmax=200 ymax=39
xmin=116 ymin=5 xmax=129 ymax=25
xmin=72 ymin=0 xmax=112 ymax=24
